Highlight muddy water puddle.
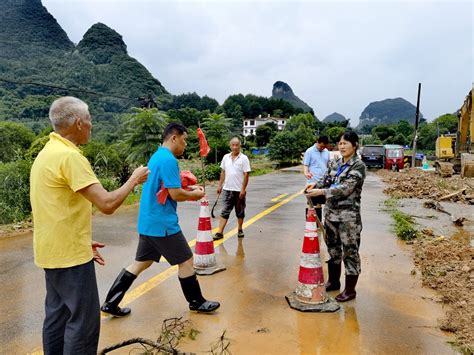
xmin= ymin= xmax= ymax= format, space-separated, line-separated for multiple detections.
xmin=398 ymin=198 xmax=474 ymax=246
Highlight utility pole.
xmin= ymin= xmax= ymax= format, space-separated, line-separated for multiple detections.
xmin=411 ymin=83 xmax=422 ymax=168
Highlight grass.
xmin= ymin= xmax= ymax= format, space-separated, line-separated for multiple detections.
xmin=124 ymin=187 xmax=142 ymax=205
xmin=249 ymin=155 xmax=274 ymax=177
xmin=436 ymin=179 xmax=449 ymax=190
xmin=383 ymin=198 xmax=420 ymax=241
xmin=382 ymin=197 xmax=399 ymax=212
xmin=392 ymin=210 xmax=420 ymax=241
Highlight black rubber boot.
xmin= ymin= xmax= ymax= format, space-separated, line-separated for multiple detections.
xmin=179 ymin=274 xmax=220 ymax=313
xmin=335 ymin=275 xmax=359 ymax=302
xmin=325 ymin=260 xmax=341 ymax=291
xmin=101 ymin=268 xmax=137 ymax=317
xmin=213 ymin=232 xmax=224 ymax=241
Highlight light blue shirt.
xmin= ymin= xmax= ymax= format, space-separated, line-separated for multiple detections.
xmin=303 ymin=145 xmax=330 ymax=184
xmin=138 ymin=147 xmax=182 ymax=237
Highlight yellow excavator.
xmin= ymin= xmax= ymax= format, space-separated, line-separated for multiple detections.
xmin=434 ymin=87 xmax=474 ymax=177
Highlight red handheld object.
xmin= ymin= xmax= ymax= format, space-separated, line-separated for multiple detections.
xmin=156 ymin=170 xmax=198 ymax=204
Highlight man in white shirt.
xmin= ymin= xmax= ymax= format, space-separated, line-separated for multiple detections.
xmin=213 ymin=137 xmax=251 ymax=240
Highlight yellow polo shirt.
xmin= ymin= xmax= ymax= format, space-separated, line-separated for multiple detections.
xmin=30 ymin=132 xmax=100 ymax=268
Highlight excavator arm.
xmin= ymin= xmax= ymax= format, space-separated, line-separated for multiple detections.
xmin=457 ymin=88 xmax=473 ymax=154
xmin=457 ymin=87 xmax=474 ymax=177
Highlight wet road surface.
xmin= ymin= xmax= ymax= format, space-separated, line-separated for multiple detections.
xmin=0 ymin=169 xmax=456 ymax=354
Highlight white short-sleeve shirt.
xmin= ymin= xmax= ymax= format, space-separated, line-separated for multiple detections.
xmin=220 ymin=152 xmax=251 ymax=191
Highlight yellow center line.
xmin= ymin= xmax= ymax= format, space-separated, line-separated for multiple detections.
xmin=271 ymin=192 xmax=288 ymax=202
xmin=103 ymin=188 xmax=304 ymax=316
xmin=31 ymin=189 xmax=305 ymax=353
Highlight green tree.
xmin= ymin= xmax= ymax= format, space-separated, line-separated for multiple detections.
xmin=183 ymin=128 xmax=200 ymax=159
xmin=268 ymin=131 xmax=299 ymax=163
xmin=167 ymin=107 xmax=209 ymax=128
xmin=361 ymin=135 xmax=382 ymax=145
xmin=0 ymin=122 xmax=35 ymax=163
xmin=284 ymin=113 xmax=318 ymax=132
xmin=255 ymin=125 xmax=273 ymax=147
xmin=415 ymin=113 xmax=458 ymax=151
xmin=325 ymin=126 xmax=346 ymax=144
xmin=122 ymin=108 xmax=168 ymax=165
xmin=395 ymin=120 xmax=413 ymax=137
xmin=224 ymin=102 xmax=244 ymax=134
xmin=433 ymin=113 xmax=458 ymax=134
xmin=417 ymin=122 xmax=438 ymax=151
xmin=372 ymin=125 xmax=397 ymax=142
xmin=82 ymin=140 xmax=125 ymax=178
xmin=293 ymin=124 xmax=315 ymax=150
xmin=272 ymin=109 xmax=283 ymax=118
xmin=202 ymin=113 xmax=232 ymax=163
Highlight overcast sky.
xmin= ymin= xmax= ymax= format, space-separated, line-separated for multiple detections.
xmin=43 ymin=0 xmax=473 ymax=125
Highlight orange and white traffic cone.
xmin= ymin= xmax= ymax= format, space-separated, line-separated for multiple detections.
xmin=193 ymin=198 xmax=226 ymax=275
xmin=286 ymin=202 xmax=340 ymax=312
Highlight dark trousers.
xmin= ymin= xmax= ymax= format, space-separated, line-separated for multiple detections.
xmin=43 ymin=260 xmax=100 ymax=355
xmin=324 ymin=219 xmax=362 ymax=275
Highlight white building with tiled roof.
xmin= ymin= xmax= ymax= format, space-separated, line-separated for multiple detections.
xmin=242 ymin=114 xmax=289 ymax=136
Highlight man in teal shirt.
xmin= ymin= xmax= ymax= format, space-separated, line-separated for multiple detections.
xmin=101 ymin=123 xmax=220 ymax=316
xmin=303 ymin=136 xmax=330 ymax=221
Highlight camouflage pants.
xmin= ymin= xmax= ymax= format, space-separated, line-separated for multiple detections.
xmin=324 ymin=219 xmax=362 ymax=275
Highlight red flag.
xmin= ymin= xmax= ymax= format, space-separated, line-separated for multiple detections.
xmin=197 ymin=128 xmax=210 ymax=157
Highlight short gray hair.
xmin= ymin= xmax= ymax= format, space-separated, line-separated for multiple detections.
xmin=230 ymin=136 xmax=241 ymax=144
xmin=49 ymin=96 xmax=90 ymax=130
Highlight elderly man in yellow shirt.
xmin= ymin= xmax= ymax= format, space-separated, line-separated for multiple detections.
xmin=30 ymin=96 xmax=149 ymax=355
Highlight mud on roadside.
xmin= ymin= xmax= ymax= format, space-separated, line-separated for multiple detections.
xmin=379 ymin=169 xmax=474 ymax=353
xmin=0 ymin=219 xmax=32 ymax=239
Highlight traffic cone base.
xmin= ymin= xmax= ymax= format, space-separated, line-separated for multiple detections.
xmin=286 ymin=204 xmax=340 ymax=312
xmin=285 ymin=292 xmax=340 ymax=312
xmin=295 ymin=283 xmax=326 ymax=304
xmin=193 ymin=199 xmax=226 ymax=276
xmin=194 ymin=263 xmax=226 ymax=275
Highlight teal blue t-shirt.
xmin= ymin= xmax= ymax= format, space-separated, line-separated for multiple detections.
xmin=137 ymin=147 xmax=182 ymax=237
xmin=303 ymin=146 xmax=330 ymax=184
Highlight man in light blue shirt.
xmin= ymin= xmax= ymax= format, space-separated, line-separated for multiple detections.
xmin=303 ymin=136 xmax=330 ymax=220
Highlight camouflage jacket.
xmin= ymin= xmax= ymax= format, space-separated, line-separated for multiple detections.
xmin=316 ymin=155 xmax=366 ymax=222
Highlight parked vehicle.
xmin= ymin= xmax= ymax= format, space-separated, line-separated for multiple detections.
xmin=384 ymin=144 xmax=404 ymax=171
xmin=361 ymin=145 xmax=385 ymax=168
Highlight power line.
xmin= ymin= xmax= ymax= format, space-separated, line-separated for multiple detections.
xmin=0 ymin=77 xmax=135 ymax=102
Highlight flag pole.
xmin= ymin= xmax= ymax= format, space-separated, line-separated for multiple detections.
xmin=198 ymin=122 xmax=206 ymax=191
xmin=201 ymin=154 xmax=206 ymax=191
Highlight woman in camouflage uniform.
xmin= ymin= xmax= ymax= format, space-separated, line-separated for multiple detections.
xmin=306 ymin=131 xmax=366 ymax=302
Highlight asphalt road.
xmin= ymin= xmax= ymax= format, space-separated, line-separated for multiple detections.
xmin=0 ymin=169 xmax=455 ymax=354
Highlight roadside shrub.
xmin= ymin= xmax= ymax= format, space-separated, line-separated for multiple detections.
xmin=25 ymin=135 xmax=50 ymax=161
xmin=98 ymin=176 xmax=120 ymax=191
xmin=0 ymin=160 xmax=32 ymax=224
xmin=0 ymin=121 xmax=36 ymax=163
xmin=192 ymin=163 xmax=221 ymax=183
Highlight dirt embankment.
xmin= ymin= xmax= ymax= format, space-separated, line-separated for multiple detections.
xmin=379 ymin=169 xmax=473 ymax=353
xmin=414 ymin=231 xmax=473 ymax=353
xmin=378 ymin=168 xmax=474 ymax=203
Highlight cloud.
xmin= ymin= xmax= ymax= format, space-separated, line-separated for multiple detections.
xmin=43 ymin=0 xmax=473 ymax=124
